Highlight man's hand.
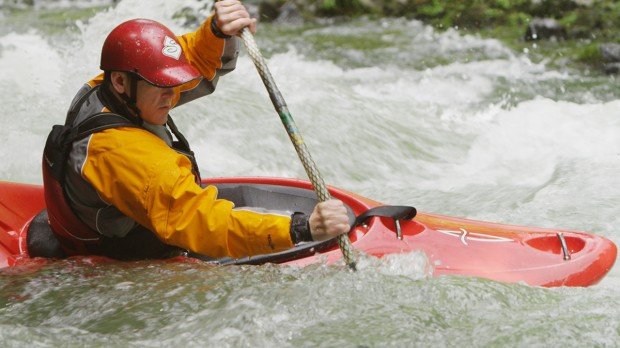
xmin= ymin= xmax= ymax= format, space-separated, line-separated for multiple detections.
xmin=214 ymin=0 xmax=257 ymax=36
xmin=309 ymin=200 xmax=350 ymax=241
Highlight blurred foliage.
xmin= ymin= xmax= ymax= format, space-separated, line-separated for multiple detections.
xmin=296 ymin=0 xmax=619 ymax=36
xmin=289 ymin=0 xmax=619 ymax=71
xmin=290 ymin=0 xmax=617 ymax=36
xmin=577 ymin=43 xmax=604 ymax=64
xmin=0 ymin=6 xmax=104 ymax=35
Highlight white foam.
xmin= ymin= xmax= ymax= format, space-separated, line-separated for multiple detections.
xmin=419 ymin=98 xmax=620 ymax=191
xmin=357 ymin=250 xmax=433 ymax=281
xmin=0 ymin=32 xmax=64 ymax=98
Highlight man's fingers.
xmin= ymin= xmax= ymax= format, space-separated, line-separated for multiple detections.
xmin=317 ymin=200 xmax=349 ymax=231
xmin=337 ymin=223 xmax=351 ymax=234
xmin=214 ymin=0 xmax=242 ymax=9
xmin=309 ymin=199 xmax=350 ymax=241
xmin=321 ymin=201 xmax=348 ymax=216
xmin=220 ymin=18 xmax=254 ymax=35
xmin=217 ymin=5 xmax=249 ymax=19
xmin=248 ymin=18 xmax=257 ymax=34
xmin=215 ymin=0 xmax=256 ymax=36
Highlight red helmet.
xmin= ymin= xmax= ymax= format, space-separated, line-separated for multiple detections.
xmin=100 ymin=19 xmax=201 ymax=87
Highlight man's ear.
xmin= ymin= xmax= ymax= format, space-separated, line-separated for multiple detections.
xmin=110 ymin=72 xmax=128 ymax=95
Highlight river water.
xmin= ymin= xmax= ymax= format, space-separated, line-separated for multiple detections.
xmin=1 ymin=0 xmax=619 ymax=346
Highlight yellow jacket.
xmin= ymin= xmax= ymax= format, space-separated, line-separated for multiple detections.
xmin=76 ymin=16 xmax=294 ymax=258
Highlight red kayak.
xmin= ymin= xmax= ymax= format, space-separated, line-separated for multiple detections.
xmin=0 ymin=177 xmax=616 ymax=287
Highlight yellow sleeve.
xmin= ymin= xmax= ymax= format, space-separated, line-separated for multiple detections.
xmin=177 ymin=15 xmax=226 ymax=81
xmin=81 ymin=127 xmax=294 ymax=258
xmin=172 ymin=15 xmax=239 ymax=107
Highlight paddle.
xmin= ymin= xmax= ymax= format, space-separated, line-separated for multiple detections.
xmin=239 ymin=28 xmax=357 ymax=271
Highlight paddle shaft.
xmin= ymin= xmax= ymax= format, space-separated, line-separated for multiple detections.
xmin=239 ymin=28 xmax=357 ymax=271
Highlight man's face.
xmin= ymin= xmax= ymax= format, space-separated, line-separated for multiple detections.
xmin=111 ymin=72 xmax=175 ymax=125
xmin=134 ymin=80 xmax=174 ymax=125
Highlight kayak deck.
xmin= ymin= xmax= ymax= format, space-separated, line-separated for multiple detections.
xmin=0 ymin=178 xmax=616 ymax=287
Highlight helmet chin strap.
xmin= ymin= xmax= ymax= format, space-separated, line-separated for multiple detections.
xmin=118 ymin=73 xmax=142 ymax=119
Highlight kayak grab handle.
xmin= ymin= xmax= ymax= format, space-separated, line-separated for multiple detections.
xmin=557 ymin=232 xmax=571 ymax=261
xmin=353 ymin=205 xmax=417 ymax=240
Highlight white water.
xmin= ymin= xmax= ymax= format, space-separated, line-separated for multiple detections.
xmin=1 ymin=0 xmax=620 ymax=346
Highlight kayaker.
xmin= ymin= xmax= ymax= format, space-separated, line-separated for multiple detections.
xmin=41 ymin=0 xmax=350 ymax=260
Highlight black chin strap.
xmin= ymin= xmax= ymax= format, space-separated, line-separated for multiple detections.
xmin=118 ymin=74 xmax=141 ymax=118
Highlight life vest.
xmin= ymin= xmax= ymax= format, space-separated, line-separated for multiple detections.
xmin=42 ymin=84 xmax=201 ymax=259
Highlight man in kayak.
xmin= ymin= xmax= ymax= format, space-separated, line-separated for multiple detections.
xmin=41 ymin=0 xmax=350 ymax=260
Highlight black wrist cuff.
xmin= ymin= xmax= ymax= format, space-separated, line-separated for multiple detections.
xmin=290 ymin=212 xmax=313 ymax=244
xmin=211 ymin=17 xmax=231 ymax=39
